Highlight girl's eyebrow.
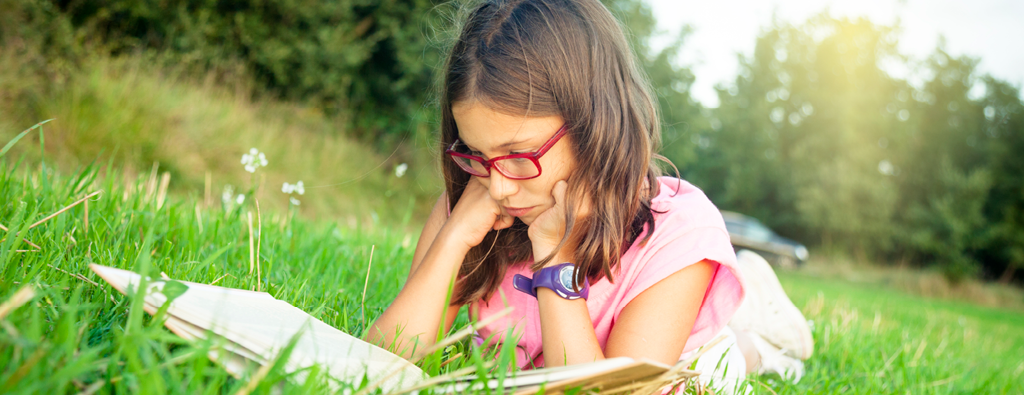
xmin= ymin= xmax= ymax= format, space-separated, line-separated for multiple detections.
xmin=495 ymin=138 xmax=531 ymax=149
xmin=464 ymin=138 xmax=533 ymax=152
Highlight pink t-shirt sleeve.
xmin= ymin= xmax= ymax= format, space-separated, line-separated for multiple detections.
xmin=613 ymin=180 xmax=745 ymax=353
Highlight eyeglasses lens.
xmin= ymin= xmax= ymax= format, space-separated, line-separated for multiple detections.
xmin=453 ymin=156 xmax=489 ymax=176
xmin=448 ymin=141 xmax=541 ymax=179
xmin=493 ymin=158 xmax=539 ymax=178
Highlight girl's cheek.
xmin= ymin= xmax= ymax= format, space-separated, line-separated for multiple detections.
xmin=475 ymin=176 xmax=491 ymax=192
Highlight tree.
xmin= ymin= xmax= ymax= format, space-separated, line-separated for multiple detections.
xmin=602 ymin=0 xmax=707 ymax=173
xmin=699 ymin=15 xmax=906 ymax=254
xmin=979 ymin=77 xmax=1024 ymax=283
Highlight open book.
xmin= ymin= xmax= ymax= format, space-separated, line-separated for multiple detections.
xmin=90 ymin=264 xmax=699 ymax=394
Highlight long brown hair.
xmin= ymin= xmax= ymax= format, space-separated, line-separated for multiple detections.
xmin=441 ymin=0 xmax=665 ymax=305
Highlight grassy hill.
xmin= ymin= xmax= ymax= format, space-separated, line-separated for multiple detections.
xmin=0 ymin=55 xmax=441 ymax=229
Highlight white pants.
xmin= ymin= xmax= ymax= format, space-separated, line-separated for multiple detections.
xmin=681 ymin=326 xmax=750 ymax=395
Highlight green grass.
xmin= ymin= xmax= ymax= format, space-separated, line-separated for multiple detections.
xmin=767 ymin=272 xmax=1024 ymax=394
xmin=0 ymin=156 xmax=472 ymax=393
xmin=2 ymin=141 xmax=1023 ymax=394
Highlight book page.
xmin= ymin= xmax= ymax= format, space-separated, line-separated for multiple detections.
xmin=90 ymin=264 xmax=424 ymax=392
xmin=162 ymin=315 xmax=264 ymax=377
xmin=441 ymin=357 xmax=671 ymax=393
xmin=516 ymin=359 xmax=674 ymax=394
xmin=169 ymin=287 xmax=425 ymax=390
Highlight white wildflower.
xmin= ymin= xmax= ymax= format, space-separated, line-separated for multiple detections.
xmin=236 ymin=194 xmax=245 ymax=204
xmin=395 ymin=163 xmax=408 ymax=178
xmin=222 ymin=185 xmax=235 ymax=205
xmin=283 ymin=180 xmax=304 ymax=206
xmin=283 ymin=181 xmax=305 ymax=195
xmin=241 ymin=147 xmax=269 ymax=173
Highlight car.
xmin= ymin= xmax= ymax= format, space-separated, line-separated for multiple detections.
xmin=720 ymin=210 xmax=808 ymax=268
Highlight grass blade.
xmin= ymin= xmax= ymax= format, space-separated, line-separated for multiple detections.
xmin=0 ymin=119 xmax=53 ymax=160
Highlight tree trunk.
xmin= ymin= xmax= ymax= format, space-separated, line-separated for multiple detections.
xmin=998 ymin=264 xmax=1018 ymax=284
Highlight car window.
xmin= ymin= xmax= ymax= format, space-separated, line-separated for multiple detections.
xmin=747 ymin=221 xmax=774 ymax=241
xmin=723 ymin=220 xmax=743 ymax=234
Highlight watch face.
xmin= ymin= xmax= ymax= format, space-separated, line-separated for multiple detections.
xmin=558 ymin=266 xmax=575 ymax=291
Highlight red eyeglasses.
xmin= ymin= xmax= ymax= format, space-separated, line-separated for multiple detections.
xmin=446 ymin=124 xmax=568 ymax=180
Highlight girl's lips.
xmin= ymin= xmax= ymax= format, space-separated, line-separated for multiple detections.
xmin=504 ymin=206 xmax=535 ymax=217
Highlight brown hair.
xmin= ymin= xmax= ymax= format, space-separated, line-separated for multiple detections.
xmin=441 ymin=0 xmax=666 ymax=305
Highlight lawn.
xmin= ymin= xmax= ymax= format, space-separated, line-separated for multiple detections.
xmin=2 ymin=149 xmax=1022 ymax=394
xmin=770 ymin=272 xmax=1024 ymax=394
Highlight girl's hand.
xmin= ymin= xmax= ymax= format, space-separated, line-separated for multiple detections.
xmin=444 ymin=180 xmax=515 ymax=249
xmin=528 ymin=180 xmax=584 ymax=263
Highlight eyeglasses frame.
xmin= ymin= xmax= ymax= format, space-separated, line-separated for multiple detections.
xmin=445 ymin=123 xmax=568 ymax=180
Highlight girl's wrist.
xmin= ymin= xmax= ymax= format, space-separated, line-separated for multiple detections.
xmin=532 ymin=241 xmax=573 ymax=268
xmin=435 ymin=223 xmax=475 ymax=256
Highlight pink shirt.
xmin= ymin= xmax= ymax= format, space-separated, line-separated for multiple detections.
xmin=470 ymin=177 xmax=745 ymax=369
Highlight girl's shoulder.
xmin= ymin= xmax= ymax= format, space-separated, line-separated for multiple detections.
xmin=648 ymin=177 xmax=729 ymax=236
xmin=613 ymin=176 xmax=734 ymax=284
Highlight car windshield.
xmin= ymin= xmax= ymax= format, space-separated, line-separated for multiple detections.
xmin=723 ymin=220 xmax=742 ymax=234
xmin=746 ymin=221 xmax=774 ymax=241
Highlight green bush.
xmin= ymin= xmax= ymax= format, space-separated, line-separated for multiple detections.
xmin=2 ymin=0 xmax=442 ymax=142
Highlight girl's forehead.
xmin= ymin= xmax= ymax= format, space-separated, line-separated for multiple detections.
xmin=452 ymin=101 xmax=562 ymax=148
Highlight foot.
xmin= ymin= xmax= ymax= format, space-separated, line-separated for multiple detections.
xmin=747 ymin=331 xmax=805 ymax=382
xmin=729 ymin=249 xmax=814 ymax=360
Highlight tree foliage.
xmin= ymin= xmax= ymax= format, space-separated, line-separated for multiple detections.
xmin=3 ymin=0 xmax=442 ymax=142
xmin=677 ymin=15 xmax=1024 ymax=282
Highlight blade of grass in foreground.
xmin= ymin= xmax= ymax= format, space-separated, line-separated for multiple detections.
xmin=0 ymin=119 xmax=52 ymax=160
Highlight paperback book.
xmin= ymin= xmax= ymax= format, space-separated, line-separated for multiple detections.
xmin=90 ymin=264 xmax=698 ymax=394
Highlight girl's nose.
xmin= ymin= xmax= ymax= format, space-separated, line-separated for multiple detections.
xmin=487 ymin=168 xmax=519 ymax=202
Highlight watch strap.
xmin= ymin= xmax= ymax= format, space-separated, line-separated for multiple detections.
xmin=523 ymin=263 xmax=589 ymax=300
xmin=512 ymin=274 xmax=536 ymax=297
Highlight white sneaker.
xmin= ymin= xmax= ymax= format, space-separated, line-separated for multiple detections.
xmin=747 ymin=331 xmax=805 ymax=383
xmin=729 ymin=249 xmax=814 ymax=360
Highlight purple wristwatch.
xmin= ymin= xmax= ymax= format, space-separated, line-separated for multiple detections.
xmin=513 ymin=263 xmax=590 ymax=300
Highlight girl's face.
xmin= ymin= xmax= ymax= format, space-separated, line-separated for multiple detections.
xmin=451 ymin=101 xmax=576 ymax=225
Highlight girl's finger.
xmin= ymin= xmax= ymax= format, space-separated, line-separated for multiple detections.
xmin=551 ymin=180 xmax=568 ymax=208
xmin=493 ymin=214 xmax=514 ymax=230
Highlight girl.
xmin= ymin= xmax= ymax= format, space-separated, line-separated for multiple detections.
xmin=365 ymin=0 xmax=813 ymax=392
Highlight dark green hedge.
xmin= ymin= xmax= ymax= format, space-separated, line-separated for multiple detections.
xmin=3 ymin=0 xmax=443 ymax=141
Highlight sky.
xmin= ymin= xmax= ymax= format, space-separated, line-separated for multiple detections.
xmin=643 ymin=0 xmax=1024 ymax=108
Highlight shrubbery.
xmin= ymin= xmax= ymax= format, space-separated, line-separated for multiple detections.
xmin=2 ymin=0 xmax=442 ymax=142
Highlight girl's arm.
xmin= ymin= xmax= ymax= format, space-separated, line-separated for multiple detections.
xmin=603 ymin=260 xmax=714 ymax=364
xmin=364 ymin=182 xmax=514 ymax=358
xmin=363 ymin=195 xmax=463 ymax=358
xmin=533 ymin=243 xmax=715 ymax=367
xmin=530 ymin=181 xmax=714 ymax=366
